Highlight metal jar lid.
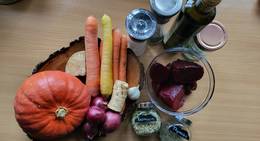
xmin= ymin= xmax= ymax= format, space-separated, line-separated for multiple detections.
xmin=150 ymin=0 xmax=183 ymax=24
xmin=137 ymin=102 xmax=155 ymax=109
xmin=195 ymin=20 xmax=228 ymax=51
xmin=125 ymin=8 xmax=157 ymax=41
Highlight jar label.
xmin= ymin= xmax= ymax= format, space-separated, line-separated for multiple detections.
xmin=135 ymin=114 xmax=157 ymax=123
xmin=168 ymin=124 xmax=190 ymax=140
xmin=185 ymin=0 xmax=194 ymax=8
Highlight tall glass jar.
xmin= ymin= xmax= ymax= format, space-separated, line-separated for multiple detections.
xmin=125 ymin=8 xmax=157 ymax=56
xmin=148 ymin=0 xmax=183 ymax=45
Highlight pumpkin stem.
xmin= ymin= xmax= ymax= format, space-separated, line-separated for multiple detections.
xmin=55 ymin=107 xmax=68 ymax=119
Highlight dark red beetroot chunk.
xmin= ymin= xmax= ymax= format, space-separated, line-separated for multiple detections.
xmin=152 ymin=81 xmax=161 ymax=94
xmin=166 ymin=62 xmax=172 ymax=70
xmin=158 ymin=84 xmax=186 ymax=111
xmin=171 ymin=59 xmax=204 ymax=84
xmin=184 ymin=82 xmax=197 ymax=95
xmin=149 ymin=62 xmax=170 ymax=83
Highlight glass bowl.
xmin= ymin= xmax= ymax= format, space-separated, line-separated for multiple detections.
xmin=146 ymin=47 xmax=215 ymax=117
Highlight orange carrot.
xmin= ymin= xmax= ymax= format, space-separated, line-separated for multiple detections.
xmin=119 ymin=35 xmax=128 ymax=82
xmin=85 ymin=16 xmax=100 ymax=97
xmin=112 ymin=28 xmax=122 ymax=83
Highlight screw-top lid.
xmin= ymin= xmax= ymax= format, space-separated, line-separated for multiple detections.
xmin=150 ymin=0 xmax=183 ymax=18
xmin=125 ymin=8 xmax=157 ymax=41
xmin=201 ymin=0 xmax=222 ymax=7
xmin=195 ymin=20 xmax=227 ymax=51
xmin=137 ymin=102 xmax=154 ymax=109
xmin=180 ymin=118 xmax=192 ymax=126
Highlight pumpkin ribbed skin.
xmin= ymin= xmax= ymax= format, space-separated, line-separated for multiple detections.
xmin=14 ymin=71 xmax=90 ymax=140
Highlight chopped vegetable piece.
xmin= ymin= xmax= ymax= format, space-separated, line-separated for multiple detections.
xmin=171 ymin=59 xmax=204 ymax=84
xmin=159 ymin=84 xmax=186 ymax=111
xmin=150 ymin=62 xmax=170 ymax=83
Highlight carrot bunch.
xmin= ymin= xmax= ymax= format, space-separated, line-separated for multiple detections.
xmin=84 ymin=15 xmax=128 ymax=97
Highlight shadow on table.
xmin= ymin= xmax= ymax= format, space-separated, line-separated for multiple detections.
xmin=5 ymin=0 xmax=50 ymax=13
xmin=3 ymin=0 xmax=32 ymax=11
xmin=255 ymin=0 xmax=260 ymax=20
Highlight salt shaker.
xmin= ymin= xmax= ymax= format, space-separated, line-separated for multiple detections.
xmin=125 ymin=8 xmax=157 ymax=56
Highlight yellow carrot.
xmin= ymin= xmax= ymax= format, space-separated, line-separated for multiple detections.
xmin=100 ymin=14 xmax=113 ymax=96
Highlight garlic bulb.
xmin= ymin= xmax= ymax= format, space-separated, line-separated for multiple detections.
xmin=127 ymin=86 xmax=140 ymax=100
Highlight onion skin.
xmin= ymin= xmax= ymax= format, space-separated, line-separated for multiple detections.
xmin=86 ymin=106 xmax=106 ymax=124
xmin=83 ymin=122 xmax=98 ymax=140
xmin=91 ymin=96 xmax=108 ymax=110
xmin=103 ymin=111 xmax=121 ymax=133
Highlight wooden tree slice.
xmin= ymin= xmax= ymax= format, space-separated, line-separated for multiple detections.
xmin=65 ymin=51 xmax=86 ymax=76
xmin=32 ymin=36 xmax=144 ymax=89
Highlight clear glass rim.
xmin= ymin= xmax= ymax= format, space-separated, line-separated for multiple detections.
xmin=146 ymin=47 xmax=215 ymax=117
xmin=125 ymin=8 xmax=157 ymax=41
xmin=149 ymin=0 xmax=183 ymax=17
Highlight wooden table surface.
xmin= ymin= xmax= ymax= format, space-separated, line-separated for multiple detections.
xmin=1 ymin=0 xmax=260 ymax=141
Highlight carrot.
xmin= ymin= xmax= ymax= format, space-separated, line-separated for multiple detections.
xmin=119 ymin=35 xmax=128 ymax=82
xmin=100 ymin=14 xmax=113 ymax=97
xmin=112 ymin=28 xmax=122 ymax=83
xmin=85 ymin=16 xmax=100 ymax=97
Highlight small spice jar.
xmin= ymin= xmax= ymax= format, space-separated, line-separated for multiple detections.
xmin=184 ymin=20 xmax=228 ymax=60
xmin=148 ymin=0 xmax=183 ymax=45
xmin=160 ymin=117 xmax=192 ymax=141
xmin=125 ymin=8 xmax=157 ymax=56
xmin=131 ymin=102 xmax=161 ymax=136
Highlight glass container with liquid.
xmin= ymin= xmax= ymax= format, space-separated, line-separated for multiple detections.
xmin=164 ymin=0 xmax=222 ymax=48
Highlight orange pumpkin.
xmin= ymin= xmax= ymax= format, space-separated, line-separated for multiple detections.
xmin=14 ymin=71 xmax=91 ymax=140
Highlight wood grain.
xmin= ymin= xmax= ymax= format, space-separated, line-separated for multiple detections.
xmin=1 ymin=0 xmax=260 ymax=141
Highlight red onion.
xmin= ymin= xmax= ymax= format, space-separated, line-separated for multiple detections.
xmin=83 ymin=122 xmax=98 ymax=140
xmin=103 ymin=111 xmax=121 ymax=133
xmin=91 ymin=96 xmax=107 ymax=110
xmin=86 ymin=106 xmax=106 ymax=124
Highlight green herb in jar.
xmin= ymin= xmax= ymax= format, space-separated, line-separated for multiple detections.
xmin=131 ymin=102 xmax=161 ymax=136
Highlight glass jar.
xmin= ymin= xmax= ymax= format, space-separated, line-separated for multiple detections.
xmin=184 ymin=20 xmax=228 ymax=60
xmin=160 ymin=117 xmax=192 ymax=141
xmin=125 ymin=8 xmax=157 ymax=56
xmin=131 ymin=102 xmax=161 ymax=136
xmin=148 ymin=0 xmax=183 ymax=45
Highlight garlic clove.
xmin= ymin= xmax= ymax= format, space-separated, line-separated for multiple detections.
xmin=128 ymin=86 xmax=141 ymax=100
